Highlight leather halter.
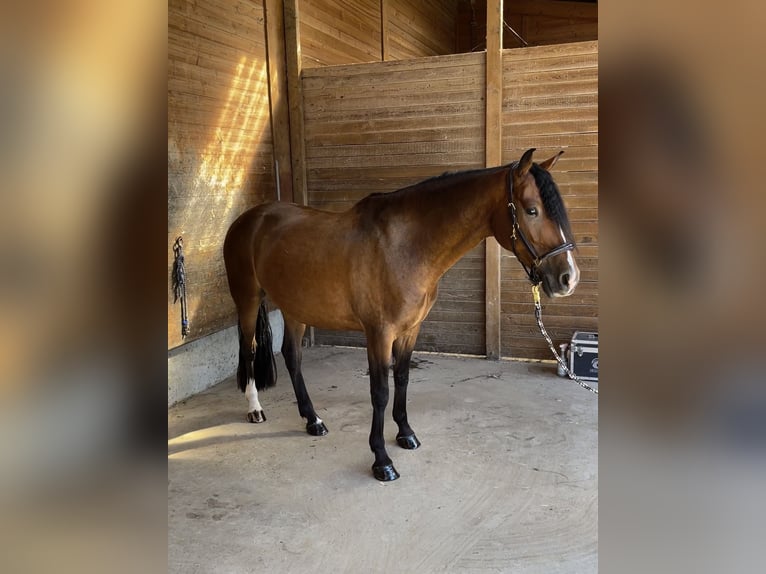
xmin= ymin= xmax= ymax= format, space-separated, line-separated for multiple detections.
xmin=507 ymin=167 xmax=575 ymax=285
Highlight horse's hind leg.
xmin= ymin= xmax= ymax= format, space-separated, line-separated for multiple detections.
xmin=392 ymin=325 xmax=421 ymax=450
xmin=238 ymin=300 xmax=267 ymax=423
xmin=282 ymin=316 xmax=328 ymax=436
xmin=224 ymin=225 xmax=271 ymax=423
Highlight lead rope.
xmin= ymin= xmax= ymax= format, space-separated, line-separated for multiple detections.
xmin=532 ymin=284 xmax=598 ymax=395
xmin=172 ymin=236 xmax=190 ymax=339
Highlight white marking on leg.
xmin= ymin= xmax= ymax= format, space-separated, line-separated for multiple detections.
xmin=245 ymin=379 xmax=263 ymax=413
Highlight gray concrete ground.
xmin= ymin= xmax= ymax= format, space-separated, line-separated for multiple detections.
xmin=169 ymin=346 xmax=597 ymax=573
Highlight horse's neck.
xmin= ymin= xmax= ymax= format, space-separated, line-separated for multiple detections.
xmin=398 ymin=171 xmax=502 ymax=280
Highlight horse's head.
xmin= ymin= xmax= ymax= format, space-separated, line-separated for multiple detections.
xmin=492 ymin=148 xmax=580 ymax=297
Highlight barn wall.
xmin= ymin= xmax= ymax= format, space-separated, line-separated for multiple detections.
xmin=457 ymin=0 xmax=597 ymax=52
xmin=386 ymin=0 xmax=458 ymax=60
xmin=300 ymin=0 xmax=382 ymax=68
xmin=303 ymin=53 xmax=487 ymax=354
xmin=168 ymin=0 xmax=276 ymax=350
xmin=300 ymin=0 xmax=458 ymax=69
xmin=301 ymin=41 xmax=597 ymax=359
xmin=501 ymin=40 xmax=598 ymax=359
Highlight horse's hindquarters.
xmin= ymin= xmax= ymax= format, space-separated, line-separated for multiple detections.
xmin=247 ymin=203 xmax=363 ymax=331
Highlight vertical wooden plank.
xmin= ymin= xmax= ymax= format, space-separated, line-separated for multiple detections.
xmin=486 ymin=0 xmax=503 ymax=164
xmin=380 ymin=0 xmax=389 ymax=61
xmin=284 ymin=0 xmax=311 ymax=345
xmin=485 ymin=0 xmax=503 ymax=359
xmin=284 ymin=0 xmax=307 ymax=205
xmin=265 ymin=0 xmax=293 ymax=203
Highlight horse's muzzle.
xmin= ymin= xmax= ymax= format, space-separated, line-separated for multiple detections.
xmin=541 ymin=257 xmax=580 ymax=298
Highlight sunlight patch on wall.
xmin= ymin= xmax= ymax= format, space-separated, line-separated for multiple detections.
xmin=194 ymin=57 xmax=269 ymax=201
xmin=169 ymin=55 xmax=272 ymax=338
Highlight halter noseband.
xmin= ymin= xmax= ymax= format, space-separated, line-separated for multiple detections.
xmin=507 ymin=167 xmax=575 ymax=285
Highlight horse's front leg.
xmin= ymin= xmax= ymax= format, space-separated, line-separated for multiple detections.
xmin=392 ymin=325 xmax=421 ymax=450
xmin=366 ymin=329 xmax=398 ymax=481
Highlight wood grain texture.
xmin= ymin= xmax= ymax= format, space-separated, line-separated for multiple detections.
xmin=501 ymin=41 xmax=598 ymax=359
xmin=302 ymin=40 xmax=597 ymax=359
xmin=168 ymin=0 xmax=276 ymax=350
xmin=485 ymin=0 xmax=503 ymax=359
xmin=300 ymin=0 xmax=382 ymax=68
xmin=386 ymin=0 xmax=458 ymax=60
xmin=303 ymin=53 xmax=486 ymax=354
xmin=285 ymin=0 xmax=308 ymax=204
xmin=458 ymin=0 xmax=597 ymax=50
xmin=300 ymin=0 xmax=457 ymax=69
xmin=265 ymin=0 xmax=294 ymax=202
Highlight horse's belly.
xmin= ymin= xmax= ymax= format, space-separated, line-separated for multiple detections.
xmin=251 ymin=204 xmax=365 ymax=331
xmin=260 ymin=266 xmax=362 ymax=331
xmin=269 ymin=294 xmax=362 ymax=331
xmin=268 ymin=290 xmax=362 ymax=331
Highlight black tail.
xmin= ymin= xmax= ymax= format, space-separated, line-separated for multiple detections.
xmin=236 ymin=301 xmax=278 ymax=393
xmin=254 ymin=301 xmax=277 ymax=391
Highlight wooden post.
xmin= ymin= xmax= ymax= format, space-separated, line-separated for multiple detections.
xmin=264 ymin=0 xmax=293 ymax=203
xmin=284 ymin=0 xmax=307 ymax=206
xmin=380 ymin=0 xmax=389 ymax=61
xmin=485 ymin=0 xmax=503 ymax=359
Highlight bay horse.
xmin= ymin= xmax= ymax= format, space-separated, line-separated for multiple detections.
xmin=223 ymin=148 xmax=579 ymax=481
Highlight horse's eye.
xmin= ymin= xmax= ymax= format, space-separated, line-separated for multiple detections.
xmin=525 ymin=207 xmax=538 ymax=217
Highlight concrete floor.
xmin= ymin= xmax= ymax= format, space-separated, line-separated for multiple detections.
xmin=169 ymin=346 xmax=597 ymax=573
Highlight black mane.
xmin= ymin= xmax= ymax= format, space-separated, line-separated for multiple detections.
xmin=363 ymin=163 xmax=575 ymax=245
xmin=366 ymin=165 xmax=507 ymax=199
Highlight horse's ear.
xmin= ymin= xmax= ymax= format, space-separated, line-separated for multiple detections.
xmin=538 ymin=150 xmax=565 ymax=171
xmin=515 ymin=148 xmax=536 ymax=176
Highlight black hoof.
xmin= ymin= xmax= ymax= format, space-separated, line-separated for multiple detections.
xmin=372 ymin=463 xmax=400 ymax=482
xmin=306 ymin=420 xmax=328 ymax=436
xmin=247 ymin=410 xmax=266 ymax=423
xmin=396 ymin=434 xmax=421 ymax=450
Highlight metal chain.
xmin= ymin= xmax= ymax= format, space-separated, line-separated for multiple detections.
xmin=532 ymin=285 xmax=598 ymax=395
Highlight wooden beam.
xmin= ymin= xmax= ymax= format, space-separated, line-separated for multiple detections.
xmin=264 ymin=0 xmax=293 ymax=203
xmin=380 ymin=0 xmax=389 ymax=61
xmin=284 ymin=0 xmax=307 ymax=206
xmin=284 ymin=0 xmax=312 ymax=346
xmin=485 ymin=0 xmax=503 ymax=360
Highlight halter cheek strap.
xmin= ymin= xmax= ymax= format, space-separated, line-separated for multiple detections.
xmin=508 ymin=168 xmax=575 ymax=285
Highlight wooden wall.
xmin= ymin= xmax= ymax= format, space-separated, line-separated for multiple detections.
xmin=457 ymin=0 xmax=597 ymax=52
xmin=168 ymin=0 xmax=276 ymax=349
xmin=300 ymin=0 xmax=382 ymax=68
xmin=300 ymin=0 xmax=458 ymax=69
xmin=303 ymin=53 xmax=487 ymax=354
xmin=167 ymin=0 xmax=597 ymax=359
xmin=386 ymin=0 xmax=458 ymax=60
xmin=301 ymin=41 xmax=597 ymax=359
xmin=500 ymin=40 xmax=598 ymax=359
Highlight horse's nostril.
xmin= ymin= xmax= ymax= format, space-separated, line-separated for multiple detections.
xmin=560 ymin=272 xmax=570 ymax=288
